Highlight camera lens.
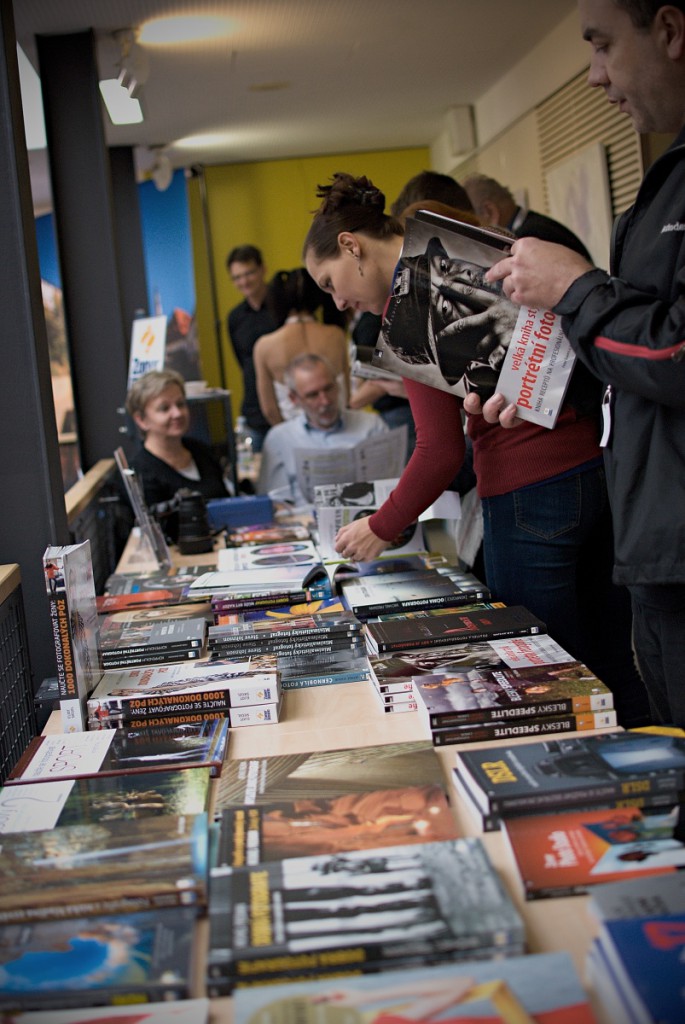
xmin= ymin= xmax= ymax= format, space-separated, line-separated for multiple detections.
xmin=176 ymin=489 xmax=213 ymax=554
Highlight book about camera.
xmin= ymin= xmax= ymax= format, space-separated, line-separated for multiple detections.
xmin=206 ymin=837 xmax=524 ymax=991
xmin=43 ymin=541 xmax=103 ymax=731
xmin=87 ymin=657 xmax=279 ymax=723
xmin=502 ymin=802 xmax=685 ymax=899
xmin=373 ymin=210 xmax=576 ymax=428
xmin=0 ymin=767 xmax=212 ymax=833
xmin=364 ymin=605 xmax=546 ymax=655
xmin=214 ymin=782 xmax=459 ymax=867
xmin=213 ymin=740 xmax=446 ymax=813
xmin=0 ymin=906 xmax=199 ymax=1012
xmin=231 ymin=951 xmax=597 ymax=1024
xmin=454 ymin=730 xmax=685 ymax=819
xmin=6 ymin=718 xmax=229 ymax=783
xmin=413 ymin=659 xmax=614 ymax=729
xmin=0 ymin=812 xmax=209 ymax=924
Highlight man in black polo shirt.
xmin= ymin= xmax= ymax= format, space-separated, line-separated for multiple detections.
xmin=226 ymin=244 xmax=275 ymax=451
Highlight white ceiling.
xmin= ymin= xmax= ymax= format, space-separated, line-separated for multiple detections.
xmin=14 ymin=1 xmax=577 ymax=212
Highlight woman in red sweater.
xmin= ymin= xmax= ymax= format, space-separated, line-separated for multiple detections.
xmin=303 ymin=172 xmax=649 ymax=727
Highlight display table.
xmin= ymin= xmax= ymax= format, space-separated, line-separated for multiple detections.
xmin=46 ymin=524 xmax=611 ymax=1022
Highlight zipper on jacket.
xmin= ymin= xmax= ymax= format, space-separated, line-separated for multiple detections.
xmin=600 ymin=384 xmax=613 ymax=447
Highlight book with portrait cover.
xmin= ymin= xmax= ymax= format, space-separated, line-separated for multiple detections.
xmin=413 ymin=659 xmax=614 ymax=729
xmin=373 ymin=210 xmax=576 ymax=428
xmin=364 ymin=605 xmax=546 ymax=655
xmin=86 ymin=657 xmax=279 ymax=724
xmin=0 ymin=812 xmax=209 ymax=924
xmin=455 ymin=731 xmax=685 ymax=820
xmin=214 ymin=783 xmax=459 ymax=867
xmin=6 ymin=718 xmax=229 ymax=783
xmin=0 ymin=906 xmax=199 ymax=1011
xmin=207 ymin=837 xmax=524 ymax=992
xmin=0 ymin=768 xmax=212 ymax=832
xmin=231 ymin=951 xmax=597 ymax=1024
xmin=43 ymin=542 xmax=103 ymax=732
xmin=214 ymin=740 xmax=446 ymax=814
xmin=502 ymin=802 xmax=685 ymax=899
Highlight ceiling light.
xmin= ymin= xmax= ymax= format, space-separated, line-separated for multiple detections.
xmin=99 ymin=79 xmax=143 ymax=125
xmin=139 ymin=15 xmax=237 ymax=45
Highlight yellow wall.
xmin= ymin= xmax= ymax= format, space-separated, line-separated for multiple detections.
xmin=188 ymin=147 xmax=429 ymax=413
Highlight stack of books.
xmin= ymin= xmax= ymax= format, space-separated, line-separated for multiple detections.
xmin=413 ymin=652 xmax=617 ymax=746
xmin=587 ymin=873 xmax=685 ymax=1024
xmin=43 ymin=541 xmax=103 ymax=731
xmin=208 ymin=610 xmax=368 ymax=691
xmin=85 ymin=656 xmax=282 ymax=729
xmin=205 ymin=740 xmax=524 ymax=994
xmin=186 ymin=564 xmax=330 ymax=615
xmin=453 ymin=729 xmax=685 ymax=833
xmin=99 ymin=610 xmax=208 ymax=669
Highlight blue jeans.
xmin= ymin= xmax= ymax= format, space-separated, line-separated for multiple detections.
xmin=481 ymin=464 xmax=651 ymax=727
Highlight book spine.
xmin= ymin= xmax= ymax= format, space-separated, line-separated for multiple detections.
xmin=101 ymin=637 xmax=204 ymax=656
xmin=210 ymin=639 xmax=364 ymax=657
xmin=209 ymin=590 xmax=312 ymax=610
xmin=208 ymin=623 xmax=357 ymax=642
xmin=281 ymin=670 xmax=370 ymax=689
xmin=47 ymin=590 xmax=77 ymax=700
xmin=490 ymin=774 xmax=683 ymax=817
xmin=425 ymin=694 xmax=614 ymax=728
xmin=431 ymin=710 xmax=618 ymax=746
xmin=355 ymin=592 xmax=485 ymax=618
xmin=87 ymin=710 xmax=229 ymax=730
xmin=88 ymin=684 xmax=279 ymax=720
xmin=0 ymin=889 xmax=202 ymax=925
xmin=101 ymin=649 xmax=203 ymax=668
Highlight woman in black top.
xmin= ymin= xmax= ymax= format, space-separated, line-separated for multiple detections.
xmin=126 ymin=369 xmax=229 ymax=537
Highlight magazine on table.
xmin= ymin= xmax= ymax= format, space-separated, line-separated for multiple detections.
xmin=373 ymin=209 xmax=576 ymax=428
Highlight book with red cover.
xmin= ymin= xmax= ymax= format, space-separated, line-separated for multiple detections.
xmin=502 ymin=802 xmax=685 ymax=899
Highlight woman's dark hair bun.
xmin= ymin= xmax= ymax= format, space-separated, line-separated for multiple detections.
xmin=314 ymin=172 xmax=386 ymax=216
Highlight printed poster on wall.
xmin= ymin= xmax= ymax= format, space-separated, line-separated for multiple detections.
xmin=127 ymin=314 xmax=168 ymax=388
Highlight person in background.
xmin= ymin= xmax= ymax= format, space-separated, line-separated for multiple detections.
xmin=478 ymin=0 xmax=685 ymax=727
xmin=303 ymin=171 xmax=651 ymax=727
xmin=463 ymin=172 xmax=593 ymax=260
xmin=254 ymin=268 xmax=350 ymax=425
xmin=257 ymin=353 xmax=388 ymax=505
xmin=226 ymin=244 xmax=275 ymax=451
xmin=125 ymin=369 xmax=230 ymax=538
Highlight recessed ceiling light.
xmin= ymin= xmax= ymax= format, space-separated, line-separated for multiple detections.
xmin=139 ymin=15 xmax=237 ymax=45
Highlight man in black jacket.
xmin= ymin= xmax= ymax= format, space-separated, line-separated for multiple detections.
xmin=479 ymin=0 xmax=685 ymax=727
xmin=463 ymin=173 xmax=593 ymax=261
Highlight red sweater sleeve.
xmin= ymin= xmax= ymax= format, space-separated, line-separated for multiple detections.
xmin=369 ymin=379 xmax=465 ymax=542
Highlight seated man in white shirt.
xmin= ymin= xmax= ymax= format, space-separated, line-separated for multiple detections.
xmin=258 ymin=352 xmax=388 ymax=504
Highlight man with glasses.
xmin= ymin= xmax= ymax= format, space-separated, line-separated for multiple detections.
xmin=226 ymin=244 xmax=275 ymax=451
xmin=258 ymin=354 xmax=388 ymax=504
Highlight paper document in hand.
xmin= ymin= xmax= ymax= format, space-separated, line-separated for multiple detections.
xmin=314 ymin=478 xmax=424 ymax=563
xmin=295 ymin=426 xmax=407 ymax=503
xmin=374 ymin=210 xmax=576 ymax=428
